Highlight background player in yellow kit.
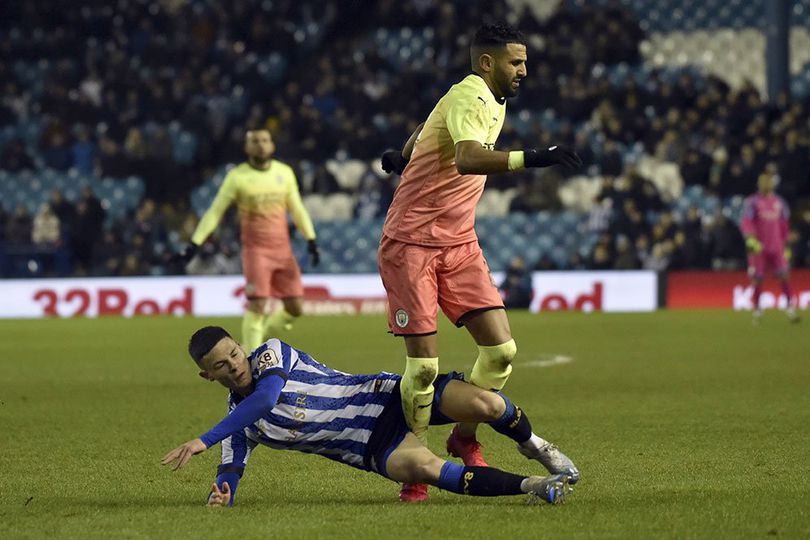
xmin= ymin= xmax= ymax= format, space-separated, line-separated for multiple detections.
xmin=181 ymin=128 xmax=319 ymax=351
xmin=379 ymin=23 xmax=581 ymax=501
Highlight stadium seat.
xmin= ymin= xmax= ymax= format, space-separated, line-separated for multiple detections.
xmin=303 ymin=194 xmax=328 ymax=222
xmin=325 ymin=159 xmax=366 ymax=191
xmin=324 ymin=193 xmax=355 ymax=221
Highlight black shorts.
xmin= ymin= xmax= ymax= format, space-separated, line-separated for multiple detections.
xmin=363 ymin=371 xmax=465 ymax=478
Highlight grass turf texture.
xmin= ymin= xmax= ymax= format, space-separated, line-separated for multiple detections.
xmin=0 ymin=310 xmax=808 ymax=539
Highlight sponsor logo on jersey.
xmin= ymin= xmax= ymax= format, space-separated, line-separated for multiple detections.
xmin=257 ymin=348 xmax=280 ymax=371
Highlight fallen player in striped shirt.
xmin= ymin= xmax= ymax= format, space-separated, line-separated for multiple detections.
xmin=161 ymin=326 xmax=579 ymax=505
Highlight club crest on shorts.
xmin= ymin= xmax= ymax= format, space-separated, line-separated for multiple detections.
xmin=395 ymin=309 xmax=409 ymax=328
xmin=245 ymin=282 xmax=256 ymax=296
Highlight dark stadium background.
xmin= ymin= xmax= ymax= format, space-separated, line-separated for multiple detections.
xmin=0 ymin=0 xmax=808 ymax=300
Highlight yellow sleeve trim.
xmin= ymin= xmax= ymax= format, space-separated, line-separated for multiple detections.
xmin=191 ymin=173 xmax=237 ymax=245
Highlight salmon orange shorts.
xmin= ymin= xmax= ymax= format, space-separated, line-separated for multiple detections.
xmin=378 ymin=235 xmax=504 ymax=335
xmin=242 ymin=246 xmax=303 ymax=299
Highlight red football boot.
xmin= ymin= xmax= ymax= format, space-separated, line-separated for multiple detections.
xmin=399 ymin=482 xmax=429 ymax=502
xmin=446 ymin=425 xmax=489 ymax=467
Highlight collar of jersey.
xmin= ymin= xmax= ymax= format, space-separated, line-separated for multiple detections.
xmin=467 ymin=72 xmax=506 ymax=105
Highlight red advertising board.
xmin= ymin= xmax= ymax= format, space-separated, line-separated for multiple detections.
xmin=667 ymin=269 xmax=810 ymax=309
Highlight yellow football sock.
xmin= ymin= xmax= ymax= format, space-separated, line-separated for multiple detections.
xmin=241 ymin=310 xmax=265 ymax=352
xmin=401 ymin=356 xmax=439 ymax=446
xmin=263 ymin=306 xmax=297 ymax=338
xmin=469 ymin=339 xmax=517 ymax=392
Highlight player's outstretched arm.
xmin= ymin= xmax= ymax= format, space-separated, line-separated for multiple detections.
xmin=206 ymin=482 xmax=231 ymax=508
xmin=161 ymin=438 xmax=208 ymax=471
xmin=455 ymin=141 xmax=582 ymax=175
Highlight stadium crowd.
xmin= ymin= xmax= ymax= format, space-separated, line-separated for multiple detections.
xmin=1 ymin=0 xmax=810 ymax=279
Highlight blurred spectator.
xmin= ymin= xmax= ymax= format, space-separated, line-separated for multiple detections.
xmin=794 ymin=209 xmax=810 ymax=268
xmin=1 ymin=139 xmax=35 ymax=172
xmin=40 ymin=128 xmax=72 ymax=171
xmin=48 ymin=190 xmax=77 ymax=228
xmin=79 ymin=186 xmax=106 ymax=230
xmin=31 ymin=203 xmax=61 ymax=246
xmin=186 ymin=242 xmax=241 ymax=275
xmin=610 ymin=198 xmax=648 ymax=243
xmin=534 ymin=254 xmax=559 ymax=271
xmin=654 ymin=130 xmax=686 ymax=163
xmin=71 ymin=125 xmax=97 ymax=175
xmin=643 ymin=239 xmax=674 ymax=271
xmin=1 ymin=0 xmax=809 ymax=277
xmin=598 ymin=140 xmax=623 ymax=177
xmin=679 ymin=207 xmax=709 ymax=268
xmin=71 ymin=195 xmax=105 ymax=275
xmin=613 ymin=235 xmax=639 ymax=269
xmin=509 ymin=171 xmax=563 ymax=213
xmin=119 ymin=253 xmax=150 ymax=276
xmin=354 ymin=171 xmax=394 ymax=219
xmin=707 ymin=211 xmax=746 ymax=270
xmin=92 ymin=230 xmax=125 ymax=276
xmin=589 ymin=241 xmax=613 ymax=270
xmin=500 ymin=256 xmax=532 ymax=309
xmin=6 ymin=205 xmax=33 ymax=244
xmin=0 ymin=206 xmax=7 ymax=241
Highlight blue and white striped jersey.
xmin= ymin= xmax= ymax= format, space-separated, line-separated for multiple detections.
xmin=219 ymin=339 xmax=400 ymax=473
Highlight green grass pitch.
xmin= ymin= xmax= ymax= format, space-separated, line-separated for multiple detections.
xmin=0 ymin=310 xmax=808 ymax=539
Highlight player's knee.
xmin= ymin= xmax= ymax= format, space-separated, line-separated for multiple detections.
xmin=490 ymin=339 xmax=517 ymax=370
xmin=414 ymin=364 xmax=438 ymax=388
xmin=472 ymin=391 xmax=505 ymax=422
xmin=283 ymin=298 xmax=303 ymax=317
xmin=247 ymin=298 xmax=268 ymax=314
xmin=410 ymin=456 xmax=443 ymax=484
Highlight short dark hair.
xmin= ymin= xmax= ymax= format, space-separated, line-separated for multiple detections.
xmin=471 ymin=23 xmax=526 ymax=49
xmin=188 ymin=326 xmax=232 ymax=364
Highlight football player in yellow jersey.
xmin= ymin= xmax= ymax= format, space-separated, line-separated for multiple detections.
xmin=181 ymin=129 xmax=319 ymax=351
xmin=379 ymin=23 xmax=581 ymax=502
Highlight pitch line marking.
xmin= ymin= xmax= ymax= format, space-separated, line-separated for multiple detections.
xmin=523 ymin=355 xmax=574 ymax=368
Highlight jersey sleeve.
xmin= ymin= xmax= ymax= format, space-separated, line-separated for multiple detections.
xmin=445 ymin=95 xmax=490 ymax=146
xmin=251 ymin=338 xmax=295 ymax=380
xmin=779 ymin=196 xmax=790 ymax=243
xmin=740 ymin=196 xmax=757 ymax=237
xmin=191 ymin=171 xmax=238 ymax=245
xmin=199 ymin=341 xmax=292 ymax=449
xmin=284 ymin=169 xmax=316 ymax=241
xmin=212 ymin=422 xmax=258 ymax=506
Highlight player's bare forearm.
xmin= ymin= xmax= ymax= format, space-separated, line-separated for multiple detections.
xmin=402 ymin=122 xmax=424 ymax=160
xmin=455 ymin=141 xmax=581 ymax=174
xmin=161 ymin=438 xmax=208 ymax=471
xmin=455 ymin=141 xmax=511 ymax=174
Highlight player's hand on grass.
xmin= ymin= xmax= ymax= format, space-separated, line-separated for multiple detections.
xmin=206 ymin=482 xmax=231 ymax=508
xmin=161 ymin=438 xmax=207 ymax=471
xmin=307 ymin=239 xmax=320 ymax=267
xmin=745 ymin=236 xmax=762 ymax=254
xmin=381 ymin=149 xmax=408 ymax=175
xmin=525 ymin=145 xmax=582 ymax=170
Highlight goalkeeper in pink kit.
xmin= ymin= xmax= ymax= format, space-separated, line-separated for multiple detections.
xmin=740 ymin=173 xmax=800 ymax=323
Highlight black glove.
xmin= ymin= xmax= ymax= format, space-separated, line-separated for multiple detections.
xmin=307 ymin=239 xmax=320 ymax=267
xmin=177 ymin=242 xmax=198 ymax=264
xmin=525 ymin=145 xmax=582 ymax=170
xmin=381 ymin=149 xmax=408 ymax=175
